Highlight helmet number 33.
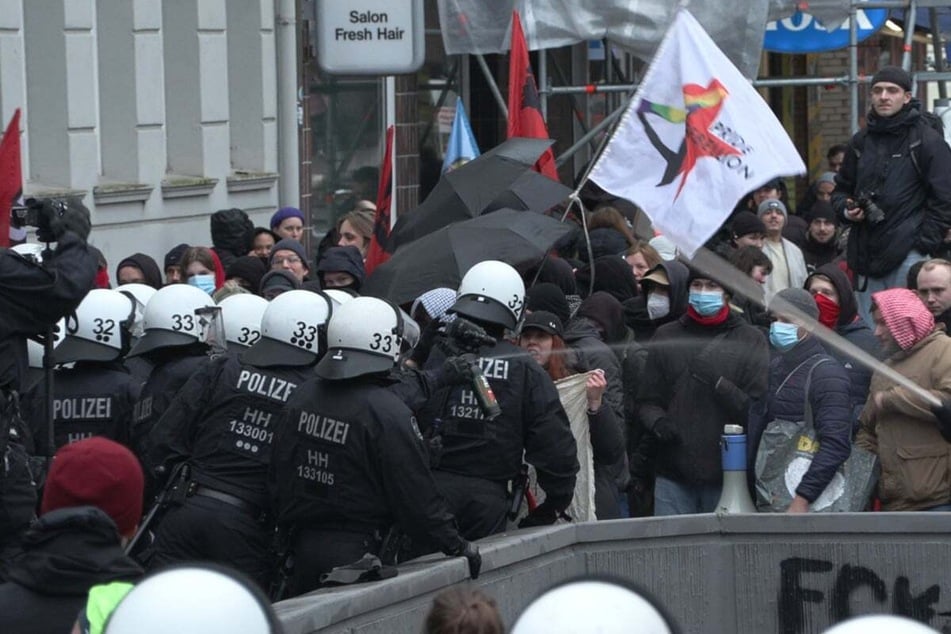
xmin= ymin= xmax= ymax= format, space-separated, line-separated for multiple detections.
xmin=369 ymin=332 xmax=398 ymax=353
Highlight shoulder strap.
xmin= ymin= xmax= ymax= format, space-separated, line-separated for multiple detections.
xmin=775 ymin=353 xmax=824 ymax=396
xmin=802 ymin=357 xmax=833 ymax=429
xmin=908 ymin=122 xmax=923 ymax=178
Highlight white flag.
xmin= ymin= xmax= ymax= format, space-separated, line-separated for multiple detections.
xmin=590 ymin=9 xmax=805 ymax=257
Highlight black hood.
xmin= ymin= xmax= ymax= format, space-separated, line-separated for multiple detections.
xmin=6 ymin=507 xmax=142 ymax=595
xmin=316 ymin=246 xmax=365 ymax=290
xmin=526 ymin=255 xmax=577 ymax=296
xmin=211 ymin=208 xmax=255 ymax=256
xmin=116 ymin=253 xmax=162 ymax=290
xmin=575 ymin=256 xmax=639 ymax=303
xmin=574 ymin=291 xmax=626 ymax=344
xmin=659 ymin=260 xmax=690 ymax=317
xmin=806 ymin=262 xmax=859 ymax=327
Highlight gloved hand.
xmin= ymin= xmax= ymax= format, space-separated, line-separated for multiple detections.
xmin=407 ymin=319 xmax=442 ymax=368
xmin=437 ymin=353 xmax=478 ymax=387
xmin=457 ymin=541 xmax=481 ymax=580
xmin=931 ymin=399 xmax=951 ymax=443
xmin=517 ymin=501 xmax=559 ymax=528
xmin=650 ymin=416 xmax=681 ymax=445
xmin=32 ymin=197 xmax=92 ymax=243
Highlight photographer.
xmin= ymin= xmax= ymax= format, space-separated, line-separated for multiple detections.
xmin=0 ymin=196 xmax=95 ymax=568
xmin=832 ymin=66 xmax=951 ymax=324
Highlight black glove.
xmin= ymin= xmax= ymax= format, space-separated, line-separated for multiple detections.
xmin=437 ymin=353 xmax=478 ymax=387
xmin=518 ymin=501 xmax=559 ymax=528
xmin=32 ymin=197 xmax=92 ymax=243
xmin=407 ymin=319 xmax=441 ymax=367
xmin=931 ymin=400 xmax=951 ymax=443
xmin=454 ymin=541 xmax=481 ymax=579
xmin=650 ymin=416 xmax=680 ymax=445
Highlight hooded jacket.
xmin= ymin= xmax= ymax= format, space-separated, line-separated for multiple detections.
xmin=316 ymin=246 xmax=365 ymax=291
xmin=0 ymin=506 xmax=142 ymax=634
xmin=622 ymin=260 xmax=690 ymax=342
xmin=575 ymin=256 xmax=640 ymax=304
xmin=564 ymin=294 xmax=625 ymax=424
xmin=211 ymin=208 xmax=255 ymax=270
xmin=856 ymin=330 xmax=951 ymax=510
xmin=833 ymin=100 xmax=951 ymax=276
xmin=806 ymin=263 xmax=882 ymax=422
xmin=115 ymin=253 xmax=163 ymax=290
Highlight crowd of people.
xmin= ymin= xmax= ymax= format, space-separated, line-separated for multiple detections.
xmin=1 ymin=64 xmax=951 ymax=632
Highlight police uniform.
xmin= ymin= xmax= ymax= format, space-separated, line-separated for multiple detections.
xmin=146 ymin=354 xmax=313 ymax=587
xmin=420 ymin=339 xmax=579 ymax=539
xmin=270 ymin=375 xmax=466 ymax=596
xmin=20 ymin=362 xmax=140 ymax=455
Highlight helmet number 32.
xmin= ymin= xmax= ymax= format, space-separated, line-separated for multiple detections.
xmin=92 ymin=318 xmax=116 ymax=342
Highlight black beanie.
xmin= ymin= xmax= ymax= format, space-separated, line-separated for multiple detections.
xmin=806 ymin=200 xmax=837 ymax=225
xmin=226 ymin=255 xmax=267 ymax=295
xmin=731 ymin=211 xmax=766 ymax=238
xmin=871 ymin=66 xmax=912 ymax=92
xmin=526 ymin=283 xmax=571 ymax=324
xmin=164 ymin=243 xmax=190 ymax=270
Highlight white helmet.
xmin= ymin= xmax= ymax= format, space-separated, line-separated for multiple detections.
xmin=127 ymin=284 xmax=215 ymax=357
xmin=242 ymin=290 xmax=331 ymax=367
xmin=27 ymin=319 xmax=65 ymax=369
xmin=11 ymin=242 xmax=45 ymax=264
xmin=316 ymin=296 xmax=403 ymax=380
xmin=116 ymin=283 xmax=157 ymax=340
xmin=104 ymin=565 xmax=279 ymax=634
xmin=451 ymin=260 xmax=525 ymax=330
xmin=823 ymin=615 xmax=939 ymax=633
xmin=54 ymin=289 xmax=135 ymax=364
xmin=512 ymin=578 xmax=674 ymax=634
xmin=324 ymin=288 xmax=358 ymax=311
xmin=218 ymin=294 xmax=268 ymax=351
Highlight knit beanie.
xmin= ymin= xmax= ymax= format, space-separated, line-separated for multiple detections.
xmin=872 ymin=288 xmax=935 ymax=350
xmin=871 ymin=65 xmax=912 ymax=92
xmin=269 ymin=206 xmax=304 ymax=231
xmin=164 ymin=243 xmax=190 ymax=271
xmin=757 ymin=199 xmax=788 ymax=219
xmin=269 ymin=239 xmax=308 ymax=269
xmin=41 ymin=437 xmax=144 ymax=536
xmin=770 ymin=287 xmax=820 ymax=322
xmin=816 ymin=171 xmax=837 ymax=186
xmin=731 ymin=211 xmax=767 ymax=238
xmin=227 ymin=255 xmax=267 ymax=293
xmin=526 ymin=283 xmax=571 ymax=325
xmin=806 ymin=200 xmax=838 ymax=225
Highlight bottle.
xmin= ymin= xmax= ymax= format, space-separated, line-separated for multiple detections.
xmin=471 ymin=369 xmax=502 ymax=420
xmin=716 ymin=424 xmax=757 ymax=514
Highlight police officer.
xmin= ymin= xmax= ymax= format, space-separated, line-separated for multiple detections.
xmin=126 ymin=285 xmax=215 ymax=475
xmin=116 ymin=283 xmax=157 ymax=384
xmin=20 ymin=289 xmax=140 ymax=454
xmin=270 ymin=296 xmax=479 ymax=597
xmin=217 ymin=293 xmax=268 ymax=354
xmin=146 ymin=290 xmax=331 ymax=587
xmin=418 ymin=260 xmax=579 ymax=539
xmin=0 ymin=197 xmax=96 ymax=570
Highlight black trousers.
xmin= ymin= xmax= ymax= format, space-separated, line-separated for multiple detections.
xmin=433 ymin=471 xmax=508 ymax=541
xmin=150 ymin=495 xmax=272 ymax=590
xmin=287 ymin=527 xmax=378 ymax=597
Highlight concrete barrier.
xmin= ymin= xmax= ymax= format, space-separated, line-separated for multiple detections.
xmin=274 ymin=513 xmax=951 ymax=633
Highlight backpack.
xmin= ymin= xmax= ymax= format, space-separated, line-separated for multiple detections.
xmin=851 ymin=110 xmax=944 ymax=178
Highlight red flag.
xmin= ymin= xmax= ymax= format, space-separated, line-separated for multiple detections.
xmin=0 ymin=109 xmax=22 ymax=248
xmin=507 ymin=12 xmax=559 ymax=181
xmin=364 ymin=125 xmax=394 ymax=276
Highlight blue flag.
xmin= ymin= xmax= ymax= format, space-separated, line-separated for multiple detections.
xmin=442 ymin=97 xmax=480 ymax=173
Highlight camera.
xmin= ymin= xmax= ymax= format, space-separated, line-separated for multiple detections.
xmin=10 ymin=204 xmax=40 ymax=229
xmin=854 ymin=192 xmax=886 ymax=226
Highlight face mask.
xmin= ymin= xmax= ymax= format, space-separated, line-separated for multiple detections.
xmin=814 ymin=293 xmax=840 ymax=329
xmin=646 ymin=293 xmax=670 ymax=320
xmin=769 ymin=321 xmax=801 ymax=351
xmin=188 ymin=274 xmax=216 ymax=295
xmin=688 ymin=291 xmax=724 ymax=316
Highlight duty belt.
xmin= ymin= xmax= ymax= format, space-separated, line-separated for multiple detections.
xmin=193 ymin=485 xmax=264 ymax=519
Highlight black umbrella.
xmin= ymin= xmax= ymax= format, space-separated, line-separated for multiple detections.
xmin=388 ymin=137 xmax=557 ymax=250
xmin=363 ymin=209 xmax=573 ymax=305
xmin=483 ymin=169 xmax=572 ymax=214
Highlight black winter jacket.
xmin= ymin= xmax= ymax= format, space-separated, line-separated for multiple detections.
xmin=637 ymin=311 xmax=769 ymax=486
xmin=833 ymin=101 xmax=951 ymax=276
xmin=563 ymin=316 xmax=624 ymax=422
xmin=0 ymin=507 xmax=142 ymax=634
xmin=748 ymin=337 xmax=852 ymax=504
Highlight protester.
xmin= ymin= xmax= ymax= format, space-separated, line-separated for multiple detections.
xmin=759 ymin=199 xmax=808 ymax=302
xmin=163 ymin=243 xmax=189 ymax=285
xmin=225 ymin=255 xmax=267 ymax=296
xmin=636 ymin=266 xmax=768 ymax=515
xmin=259 ymin=269 xmax=301 ymax=300
xmin=336 ymin=209 xmax=374 ymax=258
xmin=525 ymin=282 xmax=571 ymax=325
xmin=915 ymin=258 xmax=951 ymax=332
xmin=748 ymin=289 xmax=852 ymax=513
xmin=856 ymin=288 xmax=951 ymax=511
xmin=588 ymin=207 xmax=637 ymax=247
xmin=827 ymin=143 xmax=847 ymax=173
xmin=832 ymin=65 xmax=951 ymax=324
xmin=0 ymin=438 xmax=143 ymax=634
xmin=268 ymin=238 xmax=310 ymax=282
xmin=795 ymin=171 xmax=837 ymax=217
xmin=564 ymin=291 xmax=626 ymax=421
xmin=729 ymin=211 xmax=767 ymax=250
xmin=798 ymin=201 xmax=840 ymax=272
xmin=574 ymin=256 xmax=640 ymax=304
xmin=269 ymin=206 xmax=305 ymax=242
xmin=251 ymin=228 xmax=277 ymax=260
xmin=315 ymin=245 xmax=365 ymax=291
xmin=116 ymin=253 xmax=163 ymax=290
xmin=179 ymin=246 xmax=226 ymax=295
xmin=424 ymin=586 xmax=505 ymax=634
xmin=418 ymin=261 xmax=578 ymax=539
xmin=519 ymin=311 xmax=624 ymax=519
xmin=622 ymin=261 xmax=690 ymax=342
xmin=805 ymin=263 xmax=882 ymax=425
xmin=728 ymin=245 xmax=772 ymax=330
xmin=210 ymin=208 xmax=254 ymax=271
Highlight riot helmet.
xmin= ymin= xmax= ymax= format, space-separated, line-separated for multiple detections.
xmin=822 ymin=615 xmax=939 ymax=633
xmin=315 ymin=296 xmax=404 ymax=380
xmin=54 ymin=289 xmax=135 ymax=364
xmin=217 ymin=294 xmax=268 ymax=352
xmin=241 ymin=289 xmax=331 ymax=368
xmin=116 ymin=283 xmax=157 ymax=340
xmin=127 ymin=284 xmax=215 ymax=357
xmin=450 ymin=260 xmax=525 ymax=331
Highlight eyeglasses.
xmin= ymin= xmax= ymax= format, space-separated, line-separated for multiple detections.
xmin=273 ymin=256 xmax=302 ymax=266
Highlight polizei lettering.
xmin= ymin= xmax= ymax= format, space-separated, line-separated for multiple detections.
xmin=236 ymin=370 xmax=296 ymax=403
xmin=478 ymin=357 xmax=509 ymax=380
xmin=297 ymin=411 xmax=350 ymax=446
xmin=54 ymin=397 xmax=112 ymax=420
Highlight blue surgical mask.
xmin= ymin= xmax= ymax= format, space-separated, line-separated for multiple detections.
xmin=188 ymin=274 xmax=216 ymax=295
xmin=769 ymin=322 xmax=800 ymax=351
xmin=688 ymin=291 xmax=724 ymax=316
